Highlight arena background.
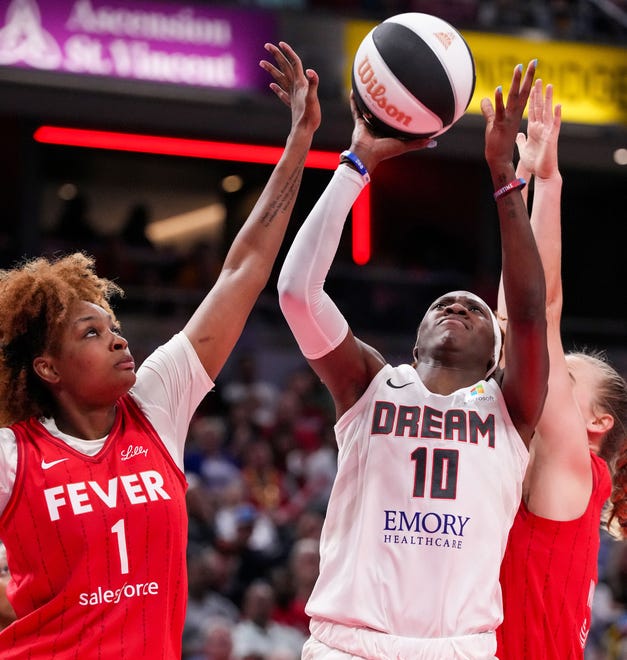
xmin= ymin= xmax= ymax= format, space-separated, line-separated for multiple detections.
xmin=0 ymin=1 xmax=626 ymax=658
xmin=0 ymin=0 xmax=625 ymax=381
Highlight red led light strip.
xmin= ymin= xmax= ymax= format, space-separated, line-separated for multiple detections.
xmin=33 ymin=126 xmax=371 ymax=264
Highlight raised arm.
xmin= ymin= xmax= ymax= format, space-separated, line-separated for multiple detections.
xmin=497 ymin=81 xmax=562 ymax=321
xmin=278 ymin=97 xmax=432 ymax=418
xmin=516 ymin=82 xmax=593 ymax=517
xmin=481 ymin=61 xmax=549 ymax=447
xmin=518 ymin=81 xmax=562 ymax=308
xmin=183 ymin=42 xmax=320 ymax=380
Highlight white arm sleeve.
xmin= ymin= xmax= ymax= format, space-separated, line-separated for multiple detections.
xmin=278 ymin=165 xmax=366 ymax=359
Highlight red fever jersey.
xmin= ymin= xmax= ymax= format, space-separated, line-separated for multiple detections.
xmin=496 ymin=452 xmax=612 ymax=660
xmin=0 ymin=394 xmax=188 ymax=659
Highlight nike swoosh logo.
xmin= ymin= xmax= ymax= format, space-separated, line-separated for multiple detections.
xmin=41 ymin=458 xmax=69 ymax=470
xmin=386 ymin=378 xmax=415 ymax=389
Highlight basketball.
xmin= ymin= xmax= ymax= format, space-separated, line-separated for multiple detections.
xmin=351 ymin=12 xmax=476 ymax=139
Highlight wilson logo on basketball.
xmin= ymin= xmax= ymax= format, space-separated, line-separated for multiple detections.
xmin=355 ymin=55 xmax=413 ymax=127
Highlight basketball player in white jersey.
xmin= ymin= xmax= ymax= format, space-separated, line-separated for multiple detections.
xmin=277 ymin=61 xmax=548 ymax=659
xmin=0 ymin=42 xmax=319 ymax=659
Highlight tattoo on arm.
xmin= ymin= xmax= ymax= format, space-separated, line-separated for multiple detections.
xmin=259 ymin=156 xmax=306 ymax=227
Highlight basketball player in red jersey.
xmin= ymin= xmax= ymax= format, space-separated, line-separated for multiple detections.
xmin=495 ymin=80 xmax=627 ymax=659
xmin=0 ymin=42 xmax=319 ymax=659
xmin=277 ymin=61 xmax=548 ymax=659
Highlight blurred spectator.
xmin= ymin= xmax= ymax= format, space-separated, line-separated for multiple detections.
xmin=223 ymin=401 xmax=263 ymax=468
xmin=0 ymin=541 xmax=16 ymax=631
xmin=282 ymin=366 xmax=334 ymax=430
xmin=231 ymin=580 xmax=306 ymax=660
xmin=298 ymin=422 xmax=338 ymax=513
xmin=186 ymin=617 xmax=236 ymax=660
xmin=266 ymin=652 xmax=297 ymax=660
xmin=291 ymin=506 xmax=325 ymax=543
xmin=222 ymin=354 xmax=280 ymax=429
xmin=240 ymin=438 xmax=290 ymax=517
xmin=186 ymin=473 xmax=219 ymax=551
xmin=603 ymin=539 xmax=627 ymax=659
xmin=271 ymin=538 xmax=320 ymax=637
xmin=216 ymin=501 xmax=284 ymax=608
xmin=265 ymin=389 xmax=321 ymax=467
xmin=185 ymin=415 xmax=240 ymax=491
xmin=587 ymin=532 xmax=627 ymax=659
xmin=184 ymin=547 xmax=240 ymax=659
xmin=215 ymin=480 xmax=281 ymax=556
xmin=606 ymin=539 xmax=627 ymax=607
xmin=273 ymin=420 xmax=337 ymax=529
xmin=260 ymin=368 xmax=333 ymax=515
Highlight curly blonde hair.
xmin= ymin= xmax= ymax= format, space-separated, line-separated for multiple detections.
xmin=0 ymin=253 xmax=123 ymax=426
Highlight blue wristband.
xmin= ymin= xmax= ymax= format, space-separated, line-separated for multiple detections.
xmin=339 ymin=150 xmax=370 ymax=183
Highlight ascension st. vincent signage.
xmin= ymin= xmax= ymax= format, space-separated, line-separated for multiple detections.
xmin=0 ymin=0 xmax=277 ymax=92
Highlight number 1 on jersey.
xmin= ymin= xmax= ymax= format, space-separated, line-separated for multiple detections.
xmin=111 ymin=518 xmax=130 ymax=574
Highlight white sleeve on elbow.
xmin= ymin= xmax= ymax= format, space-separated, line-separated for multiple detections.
xmin=278 ymin=166 xmax=366 ymax=360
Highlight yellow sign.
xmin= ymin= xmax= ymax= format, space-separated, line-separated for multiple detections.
xmin=345 ymin=21 xmax=627 ymax=127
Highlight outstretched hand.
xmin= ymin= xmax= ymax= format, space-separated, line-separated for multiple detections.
xmin=260 ymin=41 xmax=321 ymax=134
xmin=515 ymin=80 xmax=562 ymax=180
xmin=481 ymin=60 xmax=537 ymax=168
xmin=347 ymin=94 xmax=436 ymax=173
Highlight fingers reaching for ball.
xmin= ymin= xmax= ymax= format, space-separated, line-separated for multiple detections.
xmin=260 ymin=41 xmax=301 ymax=107
xmin=482 ymin=59 xmax=538 ymax=167
xmin=260 ymin=41 xmax=321 ymax=133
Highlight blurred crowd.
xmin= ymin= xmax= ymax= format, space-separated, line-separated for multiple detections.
xmin=589 ymin=531 xmax=627 ymax=659
xmin=235 ymin=0 xmax=627 ymax=43
xmin=179 ymin=354 xmax=337 ymax=660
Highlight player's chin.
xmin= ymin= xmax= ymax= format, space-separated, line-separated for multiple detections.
xmin=115 ymin=370 xmax=137 ymax=393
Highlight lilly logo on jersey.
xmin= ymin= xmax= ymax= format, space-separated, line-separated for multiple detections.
xmin=121 ymin=444 xmax=149 ymax=461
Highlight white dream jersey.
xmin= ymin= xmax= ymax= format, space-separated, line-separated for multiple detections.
xmin=306 ymin=362 xmax=529 ymax=640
